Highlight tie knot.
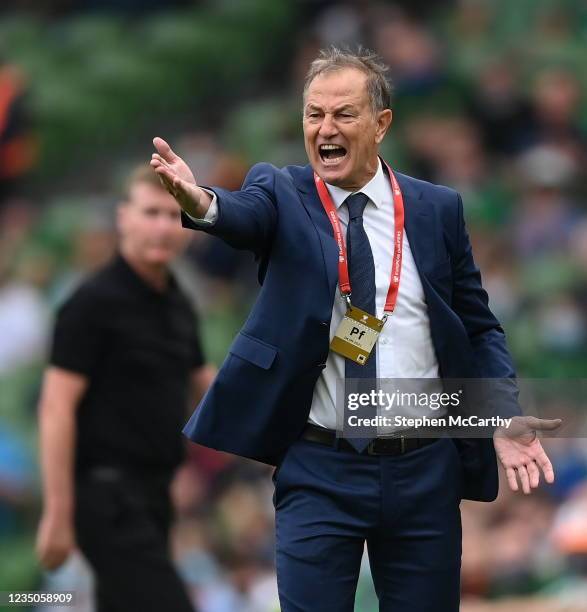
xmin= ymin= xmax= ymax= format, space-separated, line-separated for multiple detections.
xmin=345 ymin=192 xmax=369 ymax=221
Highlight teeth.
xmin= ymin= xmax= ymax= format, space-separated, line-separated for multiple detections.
xmin=320 ymin=144 xmax=344 ymax=150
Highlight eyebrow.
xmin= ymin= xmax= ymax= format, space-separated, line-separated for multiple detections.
xmin=304 ymin=103 xmax=357 ymax=113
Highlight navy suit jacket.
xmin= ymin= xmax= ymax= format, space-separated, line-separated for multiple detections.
xmin=181 ymin=161 xmax=522 ymax=502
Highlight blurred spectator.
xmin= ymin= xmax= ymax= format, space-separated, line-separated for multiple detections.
xmin=0 ymin=421 xmax=35 ymax=536
xmin=528 ymin=69 xmax=587 ymax=164
xmin=512 ymin=145 xmax=581 ymax=260
xmin=466 ymin=58 xmax=535 ymax=155
xmin=0 ymin=60 xmax=37 ymax=205
xmin=0 ymin=246 xmax=50 ymax=376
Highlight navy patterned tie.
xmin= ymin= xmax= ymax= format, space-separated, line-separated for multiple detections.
xmin=344 ymin=192 xmax=377 ymax=453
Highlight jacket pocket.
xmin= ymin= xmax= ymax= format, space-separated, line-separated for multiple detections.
xmin=229 ymin=332 xmax=278 ymax=370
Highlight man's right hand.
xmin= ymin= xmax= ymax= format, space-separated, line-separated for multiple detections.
xmin=150 ymin=137 xmax=212 ymax=219
xmin=36 ymin=511 xmax=76 ymax=571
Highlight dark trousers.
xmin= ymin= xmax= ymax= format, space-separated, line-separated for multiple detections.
xmin=74 ymin=469 xmax=195 ymax=612
xmin=273 ymin=436 xmax=463 ymax=612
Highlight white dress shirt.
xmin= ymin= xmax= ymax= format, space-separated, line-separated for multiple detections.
xmin=189 ymin=160 xmax=444 ymax=433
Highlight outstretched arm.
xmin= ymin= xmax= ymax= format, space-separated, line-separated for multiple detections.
xmin=151 ymin=137 xmax=277 ymax=254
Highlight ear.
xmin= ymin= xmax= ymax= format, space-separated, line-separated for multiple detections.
xmin=375 ymin=109 xmax=393 ymax=144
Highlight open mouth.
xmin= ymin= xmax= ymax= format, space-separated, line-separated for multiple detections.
xmin=319 ymin=144 xmax=348 ymax=165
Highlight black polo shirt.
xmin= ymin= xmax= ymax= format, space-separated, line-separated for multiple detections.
xmin=50 ymin=253 xmax=205 ymax=475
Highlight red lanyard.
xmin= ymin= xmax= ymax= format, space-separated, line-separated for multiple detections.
xmin=313 ymin=159 xmax=405 ymax=315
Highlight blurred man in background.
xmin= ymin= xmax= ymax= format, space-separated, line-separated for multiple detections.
xmin=35 ymin=165 xmax=214 ymax=611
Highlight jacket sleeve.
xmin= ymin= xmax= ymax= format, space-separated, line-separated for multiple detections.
xmin=181 ymin=162 xmax=278 ymax=257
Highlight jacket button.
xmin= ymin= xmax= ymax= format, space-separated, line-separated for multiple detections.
xmin=320 ymin=321 xmax=329 ymax=327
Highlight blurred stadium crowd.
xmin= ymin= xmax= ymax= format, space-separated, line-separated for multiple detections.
xmin=1 ymin=0 xmax=587 ymax=610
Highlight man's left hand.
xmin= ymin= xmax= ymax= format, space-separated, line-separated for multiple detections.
xmin=493 ymin=416 xmax=562 ymax=494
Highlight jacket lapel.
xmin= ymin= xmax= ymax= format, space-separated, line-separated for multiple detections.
xmin=393 ymin=171 xmax=437 ymax=278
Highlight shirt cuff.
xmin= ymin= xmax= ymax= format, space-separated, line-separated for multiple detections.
xmin=185 ymin=189 xmax=218 ymax=225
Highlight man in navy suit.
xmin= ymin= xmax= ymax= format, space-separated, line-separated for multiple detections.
xmin=151 ymin=47 xmax=561 ymax=611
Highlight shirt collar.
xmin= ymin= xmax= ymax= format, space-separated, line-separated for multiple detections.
xmin=323 ymin=157 xmax=386 ymax=209
xmin=114 ymin=252 xmax=177 ymax=298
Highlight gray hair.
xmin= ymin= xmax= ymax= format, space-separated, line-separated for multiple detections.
xmin=303 ymin=46 xmax=392 ymax=114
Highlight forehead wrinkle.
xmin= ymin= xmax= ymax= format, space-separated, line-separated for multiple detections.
xmin=305 ymin=88 xmax=367 ymax=111
xmin=304 ymin=94 xmax=365 ymax=113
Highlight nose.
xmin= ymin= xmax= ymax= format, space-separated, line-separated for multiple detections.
xmin=318 ymin=113 xmax=338 ymax=138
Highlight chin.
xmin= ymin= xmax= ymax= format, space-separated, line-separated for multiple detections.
xmin=314 ymin=157 xmax=353 ymax=187
xmin=317 ymin=164 xmax=344 ymax=183
xmin=146 ymin=251 xmax=174 ymax=266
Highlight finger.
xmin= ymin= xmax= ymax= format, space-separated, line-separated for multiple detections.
xmin=155 ymin=166 xmax=190 ymax=197
xmin=526 ymin=417 xmax=563 ymax=431
xmin=150 ymin=156 xmax=172 ymax=171
xmin=158 ymin=174 xmax=175 ymax=195
xmin=150 ymin=158 xmax=171 ymax=174
xmin=151 ymin=153 xmax=170 ymax=169
xmin=536 ymin=451 xmax=555 ymax=484
xmin=506 ymin=467 xmax=519 ymax=492
xmin=152 ymin=164 xmax=177 ymax=186
xmin=154 ymin=158 xmax=174 ymax=176
xmin=152 ymin=166 xmax=178 ymax=197
xmin=152 ymin=137 xmax=177 ymax=163
xmin=516 ymin=465 xmax=531 ymax=494
xmin=526 ymin=460 xmax=540 ymax=488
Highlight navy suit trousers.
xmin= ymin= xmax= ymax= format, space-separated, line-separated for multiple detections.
xmin=272 ymin=436 xmax=463 ymax=612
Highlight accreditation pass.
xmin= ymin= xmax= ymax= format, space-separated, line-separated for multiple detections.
xmin=330 ymin=304 xmax=385 ymax=365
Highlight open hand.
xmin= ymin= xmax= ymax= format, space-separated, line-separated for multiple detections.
xmin=493 ymin=415 xmax=562 ymax=494
xmin=150 ymin=137 xmax=211 ymax=218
